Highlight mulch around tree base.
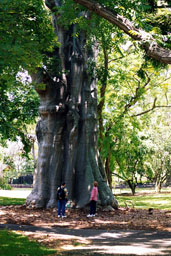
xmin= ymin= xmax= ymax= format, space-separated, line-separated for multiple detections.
xmin=0 ymin=205 xmax=171 ymax=232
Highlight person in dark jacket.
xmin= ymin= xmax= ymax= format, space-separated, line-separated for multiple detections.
xmin=57 ymin=182 xmax=68 ymax=218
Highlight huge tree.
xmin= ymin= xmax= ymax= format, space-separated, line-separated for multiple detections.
xmin=1 ymin=0 xmax=170 ymax=208
xmin=26 ymin=0 xmax=118 ymax=208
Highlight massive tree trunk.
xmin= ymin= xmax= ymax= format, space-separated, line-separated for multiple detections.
xmin=26 ymin=0 xmax=118 ymax=209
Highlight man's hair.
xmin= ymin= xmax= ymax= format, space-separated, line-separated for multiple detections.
xmin=61 ymin=182 xmax=65 ymax=186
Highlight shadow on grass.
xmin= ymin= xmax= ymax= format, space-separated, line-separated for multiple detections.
xmin=1 ymin=224 xmax=171 ymax=256
xmin=0 ymin=229 xmax=56 ymax=256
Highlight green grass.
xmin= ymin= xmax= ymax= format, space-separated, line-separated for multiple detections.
xmin=0 ymin=229 xmax=56 ymax=256
xmin=116 ymin=192 xmax=171 ymax=210
xmin=0 ymin=187 xmax=170 ymax=210
xmin=114 ymin=186 xmax=171 ymax=195
xmin=0 ymin=197 xmax=26 ymax=206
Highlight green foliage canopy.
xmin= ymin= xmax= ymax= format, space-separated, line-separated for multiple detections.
xmin=0 ymin=0 xmax=56 ymax=152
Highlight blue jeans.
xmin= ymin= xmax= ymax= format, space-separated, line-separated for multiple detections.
xmin=57 ymin=199 xmax=66 ymax=216
xmin=90 ymin=200 xmax=96 ymax=215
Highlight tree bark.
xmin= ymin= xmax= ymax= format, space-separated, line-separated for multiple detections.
xmin=97 ymin=45 xmax=108 ymax=152
xmin=105 ymin=152 xmax=112 ymax=190
xmin=127 ymin=179 xmax=137 ymax=195
xmin=155 ymin=181 xmax=161 ymax=193
xmin=26 ymin=0 xmax=118 ymax=209
xmin=73 ymin=0 xmax=171 ymax=64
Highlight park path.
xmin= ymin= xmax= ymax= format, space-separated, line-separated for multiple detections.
xmin=0 ymin=189 xmax=31 ymax=198
xmin=0 ymin=223 xmax=171 ymax=255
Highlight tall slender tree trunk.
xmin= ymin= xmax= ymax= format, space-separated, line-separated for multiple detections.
xmin=26 ymin=0 xmax=118 ymax=209
xmin=105 ymin=152 xmax=113 ymax=190
xmin=155 ymin=172 xmax=162 ymax=193
xmin=155 ymin=181 xmax=162 ymax=193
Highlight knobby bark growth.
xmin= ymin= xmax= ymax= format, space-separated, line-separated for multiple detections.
xmin=26 ymin=0 xmax=118 ymax=209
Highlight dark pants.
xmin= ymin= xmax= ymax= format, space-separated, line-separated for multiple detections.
xmin=57 ymin=199 xmax=66 ymax=216
xmin=90 ymin=200 xmax=96 ymax=215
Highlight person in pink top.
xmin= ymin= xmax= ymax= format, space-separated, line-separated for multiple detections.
xmin=87 ymin=181 xmax=98 ymax=217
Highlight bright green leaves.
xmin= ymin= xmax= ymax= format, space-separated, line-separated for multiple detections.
xmin=0 ymin=76 xmax=39 ymax=154
xmin=0 ymin=0 xmax=56 ymax=151
xmin=96 ymin=14 xmax=171 ymax=191
xmin=0 ymin=0 xmax=56 ymax=72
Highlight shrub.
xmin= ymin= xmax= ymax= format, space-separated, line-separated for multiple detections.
xmin=0 ymin=178 xmax=12 ymax=190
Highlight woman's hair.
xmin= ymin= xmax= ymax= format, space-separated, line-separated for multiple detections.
xmin=94 ymin=181 xmax=98 ymax=187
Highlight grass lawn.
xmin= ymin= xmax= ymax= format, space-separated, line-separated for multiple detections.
xmin=0 ymin=190 xmax=56 ymax=256
xmin=0 ymin=187 xmax=171 ymax=210
xmin=0 ymin=196 xmax=26 ymax=206
xmin=116 ymin=191 xmax=171 ymax=210
xmin=0 ymin=229 xmax=56 ymax=256
xmin=0 ymin=188 xmax=30 ymax=205
xmin=114 ymin=186 xmax=171 ymax=195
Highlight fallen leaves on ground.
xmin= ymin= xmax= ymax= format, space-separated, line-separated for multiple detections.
xmin=0 ymin=205 xmax=171 ymax=232
xmin=1 ymin=205 xmax=171 ymax=255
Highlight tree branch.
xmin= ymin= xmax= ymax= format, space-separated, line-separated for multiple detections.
xmin=122 ymin=73 xmax=151 ymax=115
xmin=132 ymin=97 xmax=171 ymax=117
xmin=112 ymin=172 xmax=127 ymax=181
xmin=154 ymin=5 xmax=171 ymax=9
xmin=73 ymin=0 xmax=171 ymax=64
xmin=108 ymin=51 xmax=133 ymax=63
xmin=45 ymin=0 xmax=56 ymax=10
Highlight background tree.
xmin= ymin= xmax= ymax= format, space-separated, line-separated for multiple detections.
xmin=0 ymin=0 xmax=55 ymax=152
xmin=0 ymin=76 xmax=39 ymax=154
xmin=1 ymin=140 xmax=35 ymax=182
xmin=143 ymin=107 xmax=171 ymax=192
xmin=97 ymin=36 xmax=170 ymax=194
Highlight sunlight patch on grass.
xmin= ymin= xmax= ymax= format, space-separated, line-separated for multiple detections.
xmin=114 ymin=187 xmax=171 ymax=195
xmin=116 ymin=193 xmax=171 ymax=210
